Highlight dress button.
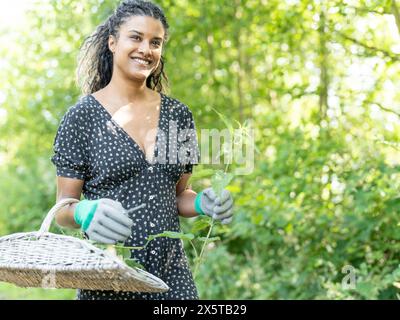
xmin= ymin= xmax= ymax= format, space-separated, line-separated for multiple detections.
xmin=149 ymin=195 xmax=156 ymax=200
xmin=148 ymin=166 xmax=154 ymax=172
xmin=150 ymin=222 xmax=155 ymax=228
xmin=151 ymin=250 xmax=156 ymax=255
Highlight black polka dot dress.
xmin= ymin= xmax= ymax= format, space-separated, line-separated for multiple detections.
xmin=50 ymin=93 xmax=200 ymax=300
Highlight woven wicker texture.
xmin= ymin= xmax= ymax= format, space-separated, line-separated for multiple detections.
xmin=0 ymin=198 xmax=169 ymax=292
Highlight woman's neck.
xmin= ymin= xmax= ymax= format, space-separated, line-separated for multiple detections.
xmin=104 ymin=73 xmax=152 ymax=103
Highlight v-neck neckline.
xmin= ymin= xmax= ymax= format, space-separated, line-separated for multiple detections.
xmin=89 ymin=92 xmax=164 ymax=166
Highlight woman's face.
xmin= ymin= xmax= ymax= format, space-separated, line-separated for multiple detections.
xmin=109 ymin=15 xmax=165 ymax=82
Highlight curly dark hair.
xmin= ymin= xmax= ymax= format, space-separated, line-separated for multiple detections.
xmin=76 ymin=0 xmax=170 ymax=95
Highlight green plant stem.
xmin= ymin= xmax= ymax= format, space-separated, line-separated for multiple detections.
xmin=193 ymin=219 xmax=215 ymax=279
xmin=189 ymin=240 xmax=199 ymax=260
xmin=114 ymin=244 xmax=147 ymax=250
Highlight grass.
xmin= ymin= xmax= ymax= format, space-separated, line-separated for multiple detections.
xmin=0 ymin=282 xmax=76 ymax=300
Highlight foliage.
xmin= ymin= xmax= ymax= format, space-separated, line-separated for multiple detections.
xmin=0 ymin=0 xmax=400 ymax=299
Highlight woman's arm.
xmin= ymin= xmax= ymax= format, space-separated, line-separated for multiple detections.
xmin=176 ymin=173 xmax=199 ymax=218
xmin=54 ymin=176 xmax=84 ymax=229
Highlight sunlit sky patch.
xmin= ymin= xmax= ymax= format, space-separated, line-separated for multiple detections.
xmin=0 ymin=0 xmax=32 ymax=29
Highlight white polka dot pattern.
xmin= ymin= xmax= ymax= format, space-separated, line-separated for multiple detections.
xmin=50 ymin=93 xmax=200 ymax=300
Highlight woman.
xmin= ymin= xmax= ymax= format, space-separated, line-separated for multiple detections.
xmin=51 ymin=0 xmax=234 ymax=300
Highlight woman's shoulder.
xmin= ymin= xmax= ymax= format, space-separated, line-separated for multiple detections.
xmin=162 ymin=93 xmax=194 ymax=119
xmin=61 ymin=94 xmax=99 ymax=122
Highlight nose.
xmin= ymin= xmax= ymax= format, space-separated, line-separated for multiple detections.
xmin=138 ymin=40 xmax=151 ymax=55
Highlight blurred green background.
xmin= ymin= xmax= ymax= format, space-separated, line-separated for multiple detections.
xmin=1 ymin=0 xmax=400 ymax=299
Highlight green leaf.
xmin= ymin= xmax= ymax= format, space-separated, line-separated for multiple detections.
xmin=191 ymin=216 xmax=213 ymax=232
xmin=115 ymin=246 xmax=132 ymax=260
xmin=211 ymin=170 xmax=234 ymax=198
xmin=356 ymin=282 xmax=376 ymax=299
xmin=211 ymin=107 xmax=234 ymax=135
xmin=198 ymin=236 xmax=221 ymax=242
xmin=191 ymin=169 xmax=215 ymax=179
xmin=163 ymin=231 xmax=195 ymax=241
xmin=147 ymin=234 xmax=158 ymax=242
xmin=124 ymin=258 xmax=145 ymax=270
xmin=94 ymin=243 xmax=108 ymax=250
xmin=147 ymin=231 xmax=195 ymax=242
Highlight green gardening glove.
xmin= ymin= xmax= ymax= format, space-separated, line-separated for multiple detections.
xmin=74 ymin=198 xmax=134 ymax=244
xmin=194 ymin=188 xmax=234 ymax=224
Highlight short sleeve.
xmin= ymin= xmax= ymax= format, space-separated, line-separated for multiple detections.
xmin=178 ymin=106 xmax=200 ymax=174
xmin=50 ymin=105 xmax=88 ymax=180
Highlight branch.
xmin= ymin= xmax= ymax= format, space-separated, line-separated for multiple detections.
xmin=318 ymin=9 xmax=329 ymax=119
xmin=364 ymin=100 xmax=400 ymax=118
xmin=335 ymin=31 xmax=400 ymax=62
xmin=344 ymin=5 xmax=391 ymax=16
xmin=234 ymin=0 xmax=245 ymax=122
xmin=267 ymin=85 xmax=317 ymax=99
xmin=391 ymin=0 xmax=400 ymax=36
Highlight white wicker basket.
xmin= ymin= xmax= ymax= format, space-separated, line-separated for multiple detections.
xmin=0 ymin=198 xmax=169 ymax=293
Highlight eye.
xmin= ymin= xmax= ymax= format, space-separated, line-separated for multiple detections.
xmin=130 ymin=35 xmax=141 ymax=41
xmin=152 ymin=41 xmax=161 ymax=47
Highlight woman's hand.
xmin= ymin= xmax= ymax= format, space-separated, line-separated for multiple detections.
xmin=195 ymin=188 xmax=234 ymax=224
xmin=74 ymin=198 xmax=134 ymax=244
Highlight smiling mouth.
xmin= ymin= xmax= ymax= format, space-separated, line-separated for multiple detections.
xmin=131 ymin=57 xmax=152 ymax=66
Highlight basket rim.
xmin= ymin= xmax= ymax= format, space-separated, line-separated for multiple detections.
xmin=0 ymin=231 xmax=132 ymax=270
xmin=0 ymin=230 xmax=169 ymax=288
xmin=0 ymin=198 xmax=170 ymax=292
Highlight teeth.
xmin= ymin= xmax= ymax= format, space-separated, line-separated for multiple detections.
xmin=132 ymin=58 xmax=150 ymax=65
